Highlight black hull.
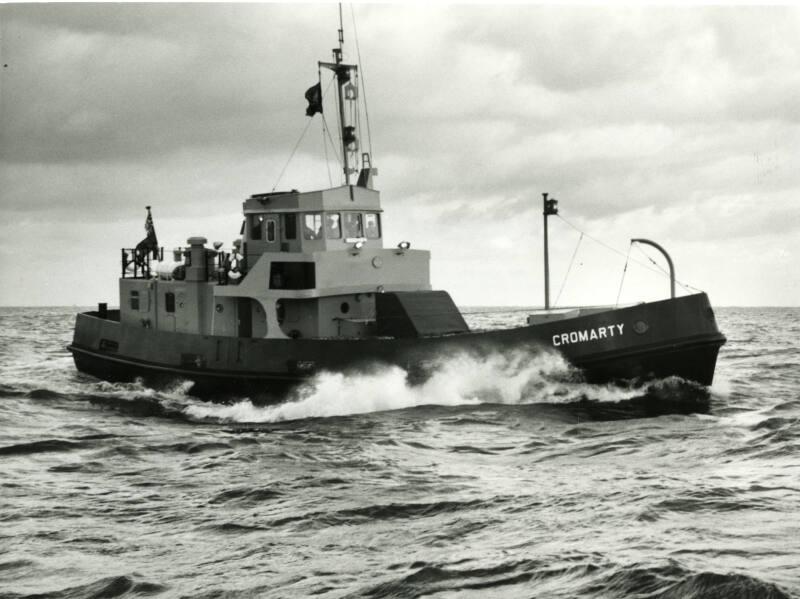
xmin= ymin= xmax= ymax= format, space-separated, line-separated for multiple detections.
xmin=68 ymin=293 xmax=726 ymax=401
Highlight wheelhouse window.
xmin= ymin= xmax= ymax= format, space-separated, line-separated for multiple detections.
xmin=165 ymin=292 xmax=175 ymax=313
xmin=250 ymin=215 xmax=263 ymax=240
xmin=283 ymin=213 xmax=297 ymax=240
xmin=130 ymin=290 xmax=140 ymax=311
xmin=343 ymin=212 xmax=363 ymax=238
xmin=266 ymin=219 xmax=277 ymax=242
xmin=365 ymin=213 xmax=381 ymax=239
xmin=303 ymin=213 xmax=323 ymax=240
xmin=325 ymin=213 xmax=341 ymax=239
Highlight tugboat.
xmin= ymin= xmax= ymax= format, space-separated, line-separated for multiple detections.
xmin=68 ymin=18 xmax=726 ymax=400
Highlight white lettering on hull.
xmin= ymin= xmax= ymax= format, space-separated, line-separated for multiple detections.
xmin=552 ymin=323 xmax=625 ymax=347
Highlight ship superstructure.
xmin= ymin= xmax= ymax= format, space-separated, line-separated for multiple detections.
xmin=68 ymin=15 xmax=726 ymax=399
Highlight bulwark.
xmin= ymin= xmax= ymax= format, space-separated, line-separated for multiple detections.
xmin=552 ymin=324 xmax=624 ymax=347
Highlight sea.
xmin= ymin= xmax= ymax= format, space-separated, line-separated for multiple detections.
xmin=0 ymin=306 xmax=797 ymax=599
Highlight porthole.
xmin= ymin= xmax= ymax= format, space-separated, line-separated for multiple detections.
xmin=216 ymin=304 xmax=224 ymax=313
xmin=340 ymin=302 xmax=350 ymax=314
xmin=633 ymin=320 xmax=649 ymax=334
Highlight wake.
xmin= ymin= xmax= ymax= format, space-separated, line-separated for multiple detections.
xmin=184 ymin=349 xmax=651 ymax=424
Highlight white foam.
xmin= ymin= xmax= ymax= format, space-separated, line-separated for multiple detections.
xmin=711 ymin=369 xmax=734 ymax=398
xmin=183 ymin=349 xmax=644 ymax=424
xmin=93 ymin=378 xmax=196 ymax=405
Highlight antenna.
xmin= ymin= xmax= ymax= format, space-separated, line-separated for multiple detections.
xmin=338 ymin=3 xmax=344 ymax=55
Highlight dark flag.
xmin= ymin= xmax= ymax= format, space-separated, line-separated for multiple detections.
xmin=305 ymin=82 xmax=323 ymax=117
xmin=135 ymin=206 xmax=159 ymax=260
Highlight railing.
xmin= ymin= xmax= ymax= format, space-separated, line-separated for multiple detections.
xmin=121 ymin=246 xmax=243 ymax=285
xmin=121 ymin=247 xmax=164 ymax=279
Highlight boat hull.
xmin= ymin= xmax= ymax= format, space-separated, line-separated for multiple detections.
xmin=68 ymin=293 xmax=726 ymax=400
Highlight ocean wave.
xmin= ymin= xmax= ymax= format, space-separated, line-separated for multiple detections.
xmin=268 ymin=497 xmax=507 ymax=531
xmin=356 ymin=558 xmax=795 ymax=599
xmin=650 ymin=571 xmax=794 ymax=599
xmin=182 ymin=349 xmax=690 ymax=424
xmin=84 ymin=379 xmax=198 ymax=419
xmin=0 ymin=439 xmax=86 ymax=456
xmin=0 ymin=575 xmax=168 ymax=599
xmin=208 ymin=486 xmax=284 ymax=505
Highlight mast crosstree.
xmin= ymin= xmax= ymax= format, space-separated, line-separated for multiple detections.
xmin=310 ymin=4 xmax=373 ymax=187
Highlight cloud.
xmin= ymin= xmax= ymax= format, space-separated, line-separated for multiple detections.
xmin=0 ymin=4 xmax=798 ymax=306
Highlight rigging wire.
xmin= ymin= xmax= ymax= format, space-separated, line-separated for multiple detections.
xmin=554 ymin=232 xmax=583 ymax=307
xmin=634 ymin=242 xmax=670 ymax=275
xmin=319 ymin=75 xmax=344 ymax=163
xmin=271 ymin=116 xmax=314 ymax=192
xmin=557 ymin=213 xmax=704 ymax=294
xmin=557 ymin=215 xmax=682 ymax=281
xmin=633 ymin=243 xmax=702 ymax=294
xmin=615 ymin=243 xmax=632 ymax=307
xmin=322 ymin=117 xmax=333 ymax=188
xmin=319 ymin=72 xmax=340 ymax=186
xmin=350 ymin=4 xmax=373 ymax=161
xmin=272 ymin=70 xmax=341 ymax=191
xmin=321 ymin=113 xmax=342 ymax=169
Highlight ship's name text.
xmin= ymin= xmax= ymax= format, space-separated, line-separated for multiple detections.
xmin=552 ymin=324 xmax=624 ymax=347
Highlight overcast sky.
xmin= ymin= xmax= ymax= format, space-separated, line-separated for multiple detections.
xmin=1 ymin=3 xmax=798 ymax=307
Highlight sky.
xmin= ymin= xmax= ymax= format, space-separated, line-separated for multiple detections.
xmin=1 ymin=3 xmax=798 ymax=307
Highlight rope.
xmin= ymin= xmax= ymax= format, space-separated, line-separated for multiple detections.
xmin=350 ymin=4 xmax=373 ymax=160
xmin=322 ymin=117 xmax=333 ymax=188
xmin=557 ymin=215 xmax=677 ymax=280
xmin=633 ymin=243 xmax=702 ymax=294
xmin=318 ymin=73 xmax=343 ymax=184
xmin=321 ymin=113 xmax=341 ymax=168
xmin=554 ymin=232 xmax=583 ymax=307
xmin=272 ymin=69 xmax=343 ymax=191
xmin=556 ymin=213 xmax=705 ymax=296
xmin=271 ymin=117 xmax=314 ymax=192
xmin=615 ymin=242 xmax=632 ymax=307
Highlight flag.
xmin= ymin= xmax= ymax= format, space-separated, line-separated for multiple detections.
xmin=135 ymin=206 xmax=159 ymax=260
xmin=305 ymin=82 xmax=323 ymax=117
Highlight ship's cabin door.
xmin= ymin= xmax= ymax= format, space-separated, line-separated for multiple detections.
xmin=237 ymin=297 xmax=252 ymax=338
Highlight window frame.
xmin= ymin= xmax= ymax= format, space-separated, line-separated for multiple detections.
xmin=283 ymin=213 xmax=297 ymax=241
xmin=325 ymin=212 xmax=342 ymax=239
xmin=250 ymin=215 xmax=263 ymax=240
xmin=266 ymin=218 xmax=277 ymax=243
xmin=342 ymin=212 xmax=364 ymax=238
xmin=364 ymin=213 xmax=381 ymax=239
xmin=303 ymin=213 xmax=323 ymax=240
xmin=165 ymin=292 xmax=176 ymax=313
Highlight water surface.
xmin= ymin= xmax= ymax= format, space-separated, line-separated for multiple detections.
xmin=0 ymin=306 xmax=797 ymax=598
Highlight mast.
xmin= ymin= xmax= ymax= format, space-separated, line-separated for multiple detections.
xmin=542 ymin=193 xmax=559 ymax=309
xmin=319 ymin=5 xmax=359 ymax=185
